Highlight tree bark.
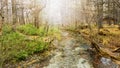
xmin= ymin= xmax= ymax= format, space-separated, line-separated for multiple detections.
xmin=20 ymin=0 xmax=25 ymax=25
xmin=0 ymin=0 xmax=4 ymax=35
xmin=11 ymin=0 xmax=17 ymax=31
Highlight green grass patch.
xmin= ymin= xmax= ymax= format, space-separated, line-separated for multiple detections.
xmin=0 ymin=24 xmax=61 ymax=66
xmin=17 ymin=24 xmax=38 ymax=35
xmin=0 ymin=24 xmax=61 ymax=67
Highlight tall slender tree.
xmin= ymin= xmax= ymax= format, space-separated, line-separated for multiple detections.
xmin=11 ymin=0 xmax=17 ymax=30
xmin=0 ymin=0 xmax=5 ymax=35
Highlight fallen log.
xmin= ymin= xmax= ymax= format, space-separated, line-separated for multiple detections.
xmin=66 ymin=28 xmax=120 ymax=64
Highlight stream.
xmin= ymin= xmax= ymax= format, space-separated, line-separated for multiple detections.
xmin=8 ymin=31 xmax=120 ymax=68
xmin=44 ymin=31 xmax=120 ymax=68
xmin=44 ymin=32 xmax=94 ymax=68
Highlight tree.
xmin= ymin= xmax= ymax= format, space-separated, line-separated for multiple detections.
xmin=29 ymin=0 xmax=46 ymax=28
xmin=0 ymin=0 xmax=5 ymax=35
xmin=19 ymin=0 xmax=25 ymax=25
xmin=11 ymin=0 xmax=17 ymax=30
xmin=97 ymin=0 xmax=103 ymax=30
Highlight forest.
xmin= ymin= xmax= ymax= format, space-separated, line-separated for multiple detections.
xmin=0 ymin=0 xmax=120 ymax=68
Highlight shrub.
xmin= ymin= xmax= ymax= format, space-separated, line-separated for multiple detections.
xmin=15 ymin=50 xmax=28 ymax=61
xmin=2 ymin=25 xmax=13 ymax=34
xmin=37 ymin=26 xmax=47 ymax=36
xmin=0 ymin=31 xmax=26 ymax=67
xmin=17 ymin=24 xmax=38 ymax=35
xmin=0 ymin=24 xmax=60 ymax=67
xmin=26 ymin=40 xmax=48 ymax=54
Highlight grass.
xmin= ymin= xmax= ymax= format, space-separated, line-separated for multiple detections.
xmin=0 ymin=24 xmax=61 ymax=67
xmin=17 ymin=24 xmax=38 ymax=35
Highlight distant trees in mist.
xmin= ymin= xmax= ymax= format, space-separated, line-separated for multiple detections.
xmin=0 ymin=0 xmax=46 ymax=35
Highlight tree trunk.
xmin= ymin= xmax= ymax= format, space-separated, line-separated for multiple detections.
xmin=11 ymin=0 xmax=17 ymax=31
xmin=97 ymin=0 xmax=103 ymax=31
xmin=0 ymin=17 xmax=3 ymax=35
xmin=0 ymin=0 xmax=4 ymax=35
xmin=20 ymin=0 xmax=25 ymax=25
xmin=34 ymin=15 xmax=39 ymax=28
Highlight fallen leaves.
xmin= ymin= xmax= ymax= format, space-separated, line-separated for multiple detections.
xmin=67 ymin=25 xmax=120 ymax=64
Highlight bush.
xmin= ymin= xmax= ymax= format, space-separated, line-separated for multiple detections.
xmin=17 ymin=24 xmax=38 ymax=35
xmin=0 ymin=25 xmax=50 ymax=62
xmin=48 ymin=27 xmax=60 ymax=35
xmin=37 ymin=26 xmax=47 ymax=36
xmin=26 ymin=40 xmax=48 ymax=55
xmin=0 ymin=24 xmax=61 ymax=67
xmin=2 ymin=25 xmax=13 ymax=34
xmin=15 ymin=50 xmax=28 ymax=61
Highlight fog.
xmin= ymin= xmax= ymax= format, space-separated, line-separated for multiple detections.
xmin=5 ymin=0 xmax=82 ymax=25
xmin=42 ymin=0 xmax=82 ymax=25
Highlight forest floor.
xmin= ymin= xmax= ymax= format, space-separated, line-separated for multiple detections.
xmin=65 ymin=24 xmax=120 ymax=68
xmin=3 ymin=25 xmax=120 ymax=68
xmin=43 ymin=29 xmax=120 ymax=68
xmin=6 ymin=30 xmax=94 ymax=68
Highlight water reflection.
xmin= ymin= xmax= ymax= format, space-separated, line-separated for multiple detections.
xmin=97 ymin=57 xmax=119 ymax=68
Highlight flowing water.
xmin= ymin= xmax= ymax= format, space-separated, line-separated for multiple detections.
xmin=44 ymin=31 xmax=120 ymax=68
xmin=44 ymin=32 xmax=94 ymax=68
xmin=92 ymin=56 xmax=120 ymax=68
xmin=18 ymin=31 xmax=120 ymax=68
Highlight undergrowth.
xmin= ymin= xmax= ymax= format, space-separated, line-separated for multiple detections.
xmin=0 ymin=24 xmax=61 ymax=67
